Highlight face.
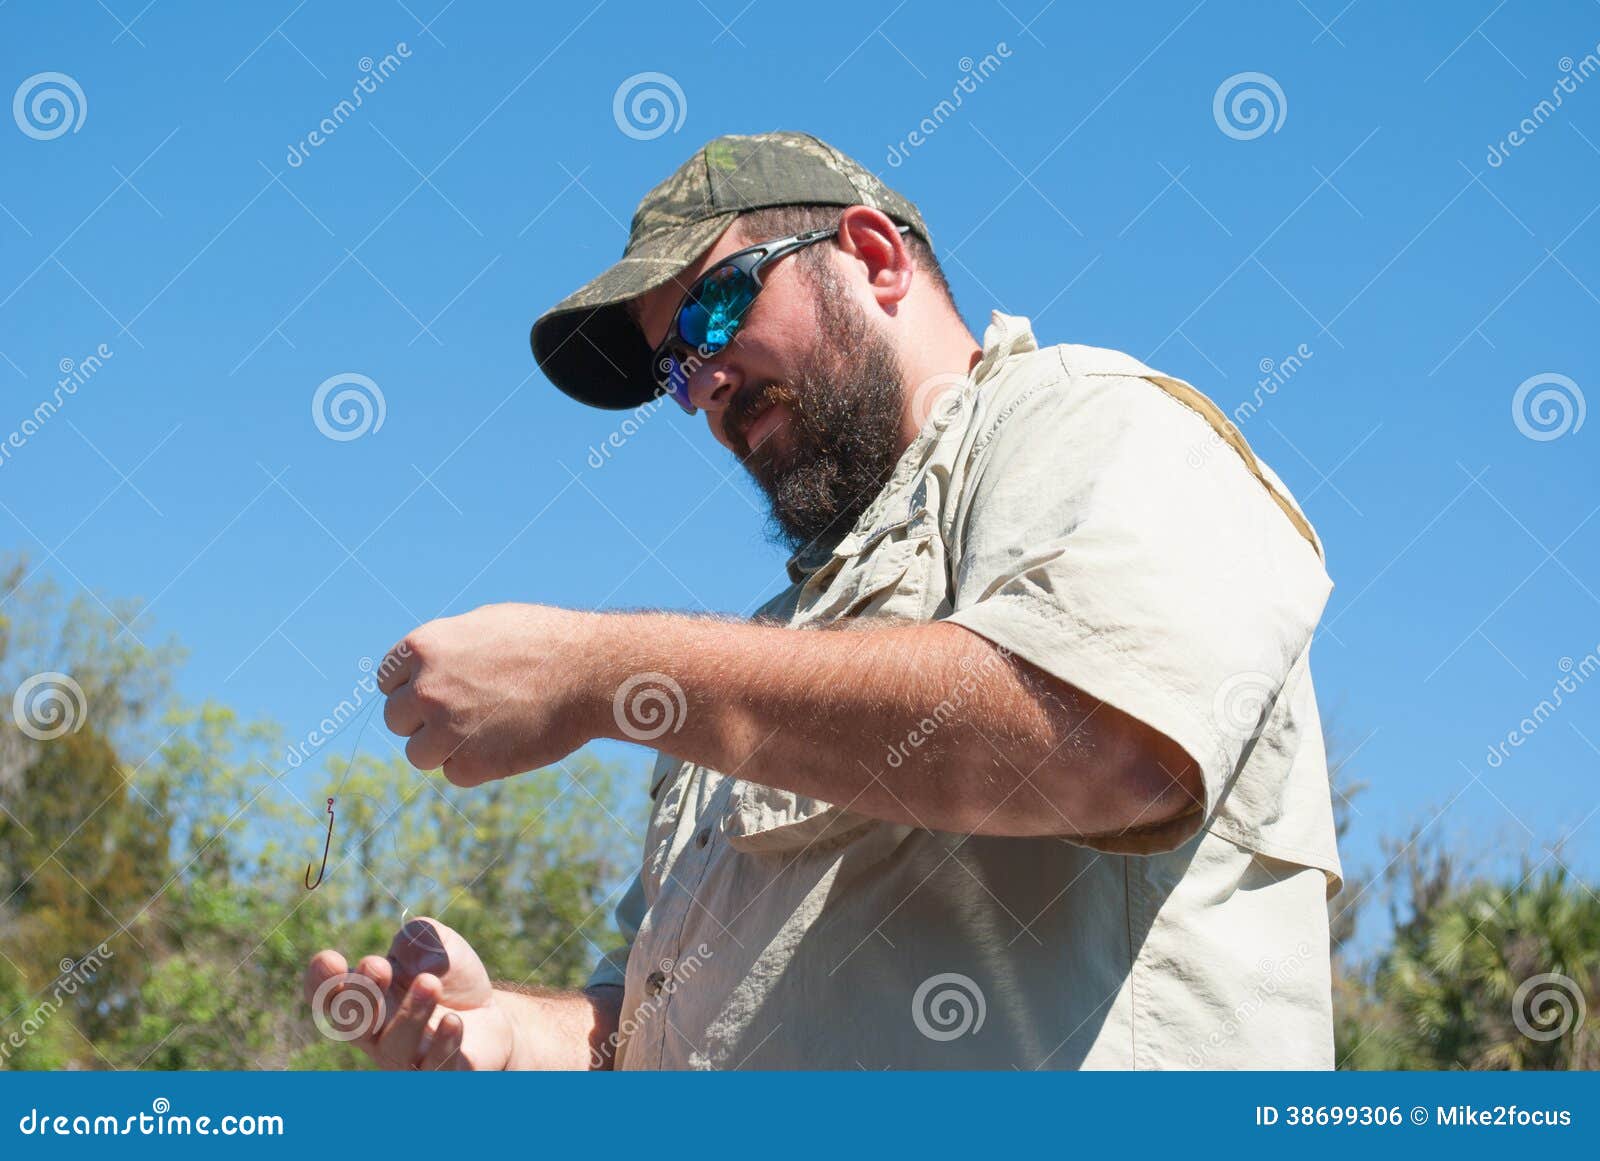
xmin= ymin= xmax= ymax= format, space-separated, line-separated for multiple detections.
xmin=633 ymin=221 xmax=908 ymax=553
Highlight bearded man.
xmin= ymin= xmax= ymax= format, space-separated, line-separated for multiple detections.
xmin=304 ymin=131 xmax=1341 ymax=1071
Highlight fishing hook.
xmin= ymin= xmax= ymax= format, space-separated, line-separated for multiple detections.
xmin=305 ymin=797 xmax=334 ymax=890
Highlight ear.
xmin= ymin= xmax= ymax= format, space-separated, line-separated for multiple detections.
xmin=833 ymin=205 xmax=914 ymax=309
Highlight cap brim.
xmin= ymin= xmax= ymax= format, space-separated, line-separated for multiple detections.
xmin=530 ymin=213 xmax=737 ymax=410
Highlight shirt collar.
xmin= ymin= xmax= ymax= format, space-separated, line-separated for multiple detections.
xmin=971 ymin=310 xmax=1038 ymax=384
xmin=783 ymin=311 xmax=1037 ymax=583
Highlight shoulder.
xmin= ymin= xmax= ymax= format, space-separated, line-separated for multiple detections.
xmin=950 ymin=338 xmax=1326 ymax=563
xmin=962 ymin=340 xmax=1222 ymax=467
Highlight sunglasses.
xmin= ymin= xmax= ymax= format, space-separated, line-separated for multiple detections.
xmin=650 ymin=221 xmax=913 ymax=414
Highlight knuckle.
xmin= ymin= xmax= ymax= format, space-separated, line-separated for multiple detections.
xmin=400 ymin=631 xmax=430 ymax=665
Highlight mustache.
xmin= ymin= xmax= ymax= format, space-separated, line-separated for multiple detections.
xmin=725 ymin=381 xmax=803 ymax=456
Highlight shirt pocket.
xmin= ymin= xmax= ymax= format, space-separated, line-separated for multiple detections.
xmin=792 ymin=509 xmax=942 ymax=628
xmin=725 ymin=511 xmax=944 ymax=853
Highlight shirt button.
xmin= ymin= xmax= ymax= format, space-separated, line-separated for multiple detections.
xmin=645 ymin=970 xmax=667 ymax=995
xmin=696 ymin=826 xmax=711 ymax=848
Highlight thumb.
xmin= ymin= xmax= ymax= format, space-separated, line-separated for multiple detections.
xmin=387 ymin=916 xmax=451 ymax=987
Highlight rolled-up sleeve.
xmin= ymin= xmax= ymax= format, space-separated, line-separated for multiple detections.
xmin=943 ymin=364 xmax=1333 ymax=853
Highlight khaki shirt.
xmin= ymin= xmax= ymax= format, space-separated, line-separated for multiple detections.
xmin=590 ymin=311 xmax=1342 ymax=1069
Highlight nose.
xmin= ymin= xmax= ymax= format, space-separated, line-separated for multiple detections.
xmin=686 ymin=357 xmax=741 ymax=413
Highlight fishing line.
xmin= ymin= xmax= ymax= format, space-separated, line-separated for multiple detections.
xmin=303 ymin=694 xmax=384 ymax=890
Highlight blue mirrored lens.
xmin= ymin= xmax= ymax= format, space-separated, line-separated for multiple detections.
xmin=678 ymin=266 xmax=757 ymax=354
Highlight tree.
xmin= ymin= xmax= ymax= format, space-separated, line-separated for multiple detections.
xmin=1335 ymin=825 xmax=1599 ymax=1070
xmin=1 ymin=556 xmax=642 ymax=1070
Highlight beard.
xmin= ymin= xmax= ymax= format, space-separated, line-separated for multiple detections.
xmin=726 ymin=272 xmax=907 ymax=556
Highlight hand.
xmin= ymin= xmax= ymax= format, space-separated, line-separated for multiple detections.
xmin=379 ymin=603 xmax=601 ymax=786
xmin=304 ymin=917 xmax=513 ymax=1070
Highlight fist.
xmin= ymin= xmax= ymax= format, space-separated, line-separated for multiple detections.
xmin=379 ymin=603 xmax=599 ymax=785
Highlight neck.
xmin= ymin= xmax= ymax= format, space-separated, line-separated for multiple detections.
xmin=894 ymin=307 xmax=983 ymax=451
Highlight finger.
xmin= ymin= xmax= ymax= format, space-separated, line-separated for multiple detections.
xmin=388 ymin=917 xmax=450 ymax=985
xmin=441 ymin=755 xmax=490 ymax=788
xmin=418 ymin=1012 xmax=465 ymax=1071
xmin=405 ymin=725 xmax=446 ymax=772
xmin=377 ymin=638 xmax=417 ymax=694
xmin=303 ymin=949 xmax=348 ymax=1008
xmin=373 ymin=972 xmax=440 ymax=1069
xmin=345 ymin=955 xmax=397 ymax=1052
xmin=306 ymin=954 xmax=391 ymax=1058
xmin=383 ymin=684 xmax=424 ymax=738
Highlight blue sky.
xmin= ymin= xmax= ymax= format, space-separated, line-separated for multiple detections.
xmin=3 ymin=0 xmax=1598 ymax=938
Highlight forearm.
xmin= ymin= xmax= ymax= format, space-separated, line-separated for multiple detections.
xmin=494 ymin=983 xmax=623 ymax=1070
xmin=589 ymin=613 xmax=1168 ymax=836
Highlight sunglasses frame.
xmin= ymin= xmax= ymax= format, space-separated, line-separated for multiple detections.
xmin=649 ymin=220 xmax=913 ymax=414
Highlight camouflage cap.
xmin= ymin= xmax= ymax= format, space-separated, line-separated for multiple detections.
xmin=530 ymin=131 xmax=931 ymax=410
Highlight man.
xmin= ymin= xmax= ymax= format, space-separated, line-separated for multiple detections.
xmin=304 ymin=131 xmax=1342 ymax=1070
